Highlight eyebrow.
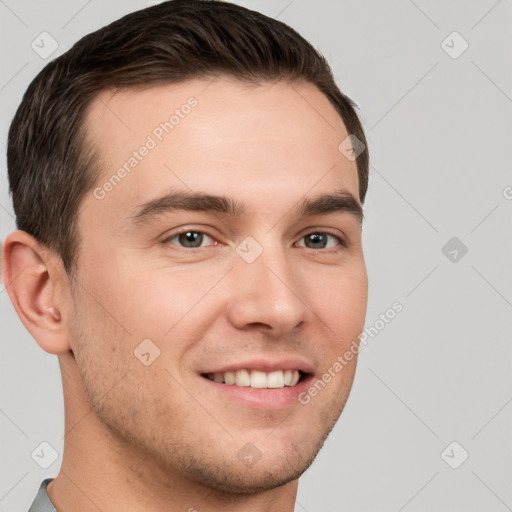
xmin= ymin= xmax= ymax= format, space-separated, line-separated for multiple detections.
xmin=129 ymin=188 xmax=363 ymax=225
xmin=297 ymin=190 xmax=363 ymax=223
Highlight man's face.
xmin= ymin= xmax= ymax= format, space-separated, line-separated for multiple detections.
xmin=70 ymin=78 xmax=367 ymax=492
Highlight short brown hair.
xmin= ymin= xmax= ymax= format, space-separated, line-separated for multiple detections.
xmin=7 ymin=0 xmax=369 ymax=274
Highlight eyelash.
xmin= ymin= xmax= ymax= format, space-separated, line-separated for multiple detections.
xmin=162 ymin=229 xmax=347 ymax=252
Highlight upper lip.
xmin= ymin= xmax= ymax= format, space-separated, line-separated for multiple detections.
xmin=200 ymin=358 xmax=315 ymax=375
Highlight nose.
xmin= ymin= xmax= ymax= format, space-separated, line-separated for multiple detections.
xmin=225 ymin=244 xmax=311 ymax=336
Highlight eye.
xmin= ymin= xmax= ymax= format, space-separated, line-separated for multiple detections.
xmin=164 ymin=230 xmax=217 ymax=248
xmin=296 ymin=232 xmax=343 ymax=250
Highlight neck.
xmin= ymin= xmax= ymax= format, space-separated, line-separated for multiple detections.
xmin=47 ymin=353 xmax=298 ymax=512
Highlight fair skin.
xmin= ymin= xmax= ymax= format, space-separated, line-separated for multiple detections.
xmin=2 ymin=78 xmax=367 ymax=512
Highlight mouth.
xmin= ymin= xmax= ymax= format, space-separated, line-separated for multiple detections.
xmin=198 ymin=359 xmax=315 ymax=409
xmin=201 ymin=369 xmax=308 ymax=389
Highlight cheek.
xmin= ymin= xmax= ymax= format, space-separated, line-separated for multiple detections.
xmin=68 ymin=293 xmax=130 ymax=410
xmin=77 ymin=251 xmax=201 ymax=337
xmin=307 ymin=261 xmax=368 ymax=337
xmin=93 ymin=264 xmax=231 ymax=368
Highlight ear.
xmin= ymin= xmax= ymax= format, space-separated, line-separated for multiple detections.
xmin=2 ymin=230 xmax=72 ymax=355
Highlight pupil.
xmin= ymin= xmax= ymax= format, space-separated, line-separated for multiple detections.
xmin=307 ymin=233 xmax=326 ymax=248
xmin=179 ymin=231 xmax=202 ymax=247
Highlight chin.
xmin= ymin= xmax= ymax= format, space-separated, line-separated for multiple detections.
xmin=184 ymin=446 xmax=320 ymax=495
xmin=177 ymin=423 xmax=335 ymax=495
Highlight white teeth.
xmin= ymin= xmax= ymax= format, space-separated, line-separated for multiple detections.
xmin=267 ymin=370 xmax=285 ymax=388
xmin=206 ymin=369 xmax=303 ymax=388
xmin=250 ymin=370 xmax=268 ymax=388
xmin=224 ymin=371 xmax=236 ymax=385
xmin=235 ymin=369 xmax=251 ymax=387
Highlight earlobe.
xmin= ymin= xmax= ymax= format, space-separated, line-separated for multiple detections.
xmin=1 ymin=230 xmax=72 ymax=355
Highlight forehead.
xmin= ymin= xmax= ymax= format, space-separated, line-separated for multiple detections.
xmin=82 ymin=78 xmax=359 ymax=224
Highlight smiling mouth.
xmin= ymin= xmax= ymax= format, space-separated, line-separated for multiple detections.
xmin=201 ymin=369 xmax=307 ymax=389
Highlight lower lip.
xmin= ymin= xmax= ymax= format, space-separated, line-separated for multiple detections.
xmin=200 ymin=374 xmax=314 ymax=409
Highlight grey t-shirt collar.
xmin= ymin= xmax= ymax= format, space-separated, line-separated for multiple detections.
xmin=28 ymin=478 xmax=57 ymax=512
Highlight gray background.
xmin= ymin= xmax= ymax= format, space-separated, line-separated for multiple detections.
xmin=1 ymin=1 xmax=511 ymax=511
